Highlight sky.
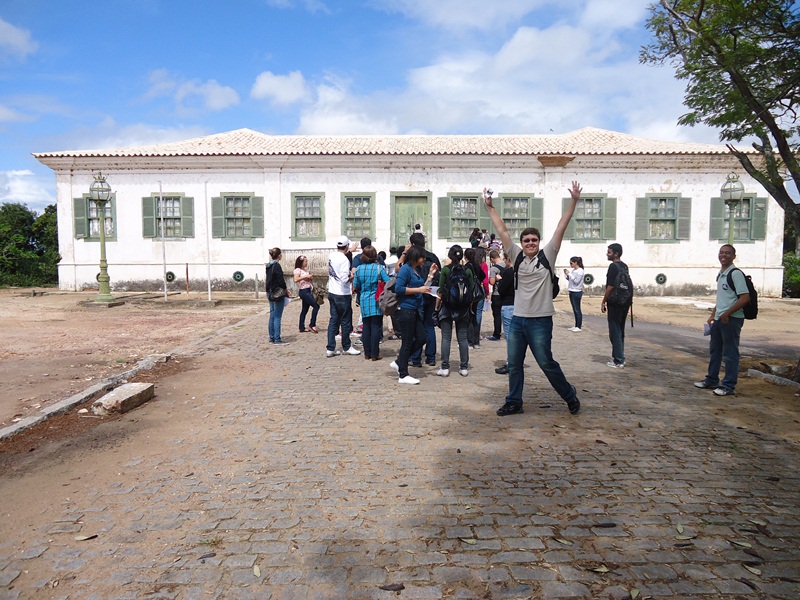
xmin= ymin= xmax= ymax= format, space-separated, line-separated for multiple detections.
xmin=0 ymin=0 xmax=731 ymax=215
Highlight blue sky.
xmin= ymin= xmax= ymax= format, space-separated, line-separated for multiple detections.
xmin=1 ymin=0 xmax=726 ymax=215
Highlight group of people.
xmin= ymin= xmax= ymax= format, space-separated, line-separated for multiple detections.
xmin=265 ymin=181 xmax=752 ymax=413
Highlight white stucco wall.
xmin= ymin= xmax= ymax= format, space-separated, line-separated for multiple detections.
xmin=52 ymin=156 xmax=784 ymax=296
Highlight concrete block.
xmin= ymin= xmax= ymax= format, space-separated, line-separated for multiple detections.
xmin=92 ymin=383 xmax=155 ymax=416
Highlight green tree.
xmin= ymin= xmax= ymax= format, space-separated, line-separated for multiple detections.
xmin=641 ymin=0 xmax=800 ymax=257
xmin=0 ymin=202 xmax=59 ymax=286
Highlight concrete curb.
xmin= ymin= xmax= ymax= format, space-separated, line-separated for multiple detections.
xmin=747 ymin=368 xmax=800 ymax=390
xmin=0 ymin=305 xmax=269 ymax=442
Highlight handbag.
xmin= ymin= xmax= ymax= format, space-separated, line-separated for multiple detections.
xmin=373 ymin=265 xmax=385 ymax=302
xmin=268 ymin=287 xmax=287 ymax=301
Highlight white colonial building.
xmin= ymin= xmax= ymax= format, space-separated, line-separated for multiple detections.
xmin=34 ymin=127 xmax=784 ymax=296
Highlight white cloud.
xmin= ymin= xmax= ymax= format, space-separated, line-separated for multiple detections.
xmin=0 ymin=103 xmax=29 ymax=122
xmin=0 ymin=18 xmax=38 ymax=61
xmin=296 ymin=77 xmax=399 ymax=134
xmin=264 ymin=0 xmax=330 ymax=14
xmin=251 ymin=70 xmax=310 ymax=105
xmin=0 ymin=170 xmax=54 ymax=214
xmin=144 ymin=69 xmax=240 ymax=115
xmin=373 ymin=0 xmax=550 ymax=32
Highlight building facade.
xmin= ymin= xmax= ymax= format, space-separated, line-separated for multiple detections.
xmin=34 ymin=127 xmax=784 ymax=296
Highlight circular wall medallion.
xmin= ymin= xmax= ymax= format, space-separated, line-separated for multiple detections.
xmin=165 ymin=271 xmax=176 ymax=282
xmin=655 ymin=273 xmax=667 ymax=285
xmin=232 ymin=271 xmax=245 ymax=282
xmin=583 ymin=273 xmax=594 ymax=285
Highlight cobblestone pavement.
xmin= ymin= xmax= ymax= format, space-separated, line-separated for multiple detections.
xmin=0 ymin=301 xmax=798 ymax=599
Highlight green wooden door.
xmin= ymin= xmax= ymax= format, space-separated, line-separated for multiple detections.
xmin=392 ymin=194 xmax=430 ymax=249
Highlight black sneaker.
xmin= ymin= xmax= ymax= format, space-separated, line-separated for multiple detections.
xmin=496 ymin=402 xmax=523 ymax=416
xmin=425 ymin=359 xmax=437 ymax=366
xmin=411 ymin=362 xmax=423 ymax=368
xmin=495 ymin=364 xmax=509 ymax=375
xmin=566 ymin=385 xmax=581 ymax=415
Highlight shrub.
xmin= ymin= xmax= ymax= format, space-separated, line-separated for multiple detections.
xmin=783 ymin=252 xmax=800 ymax=298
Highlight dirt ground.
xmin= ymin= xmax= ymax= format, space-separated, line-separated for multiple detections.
xmin=0 ymin=287 xmax=798 ymax=442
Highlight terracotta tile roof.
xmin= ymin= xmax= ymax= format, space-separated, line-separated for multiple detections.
xmin=33 ymin=126 xmax=746 ymax=158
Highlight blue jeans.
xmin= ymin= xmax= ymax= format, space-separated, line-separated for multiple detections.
xmin=569 ymin=291 xmax=583 ymax=329
xmin=268 ymin=299 xmax=285 ymax=342
xmin=440 ymin=317 xmax=469 ymax=370
xmin=298 ymin=287 xmax=320 ymax=330
xmin=607 ymin=303 xmax=629 ymax=365
xmin=362 ymin=315 xmax=382 ymax=359
xmin=506 ymin=315 xmax=575 ymax=406
xmin=468 ymin=297 xmax=485 ymax=345
xmin=501 ymin=305 xmax=514 ymax=365
xmin=396 ymin=308 xmax=426 ymax=377
xmin=411 ymin=297 xmax=437 ymax=365
xmin=326 ymin=293 xmax=354 ymax=352
xmin=704 ymin=317 xmax=744 ymax=391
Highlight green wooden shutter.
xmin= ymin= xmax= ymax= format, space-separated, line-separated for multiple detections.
xmin=634 ymin=197 xmax=649 ymax=240
xmin=562 ymin=198 xmax=575 ymax=240
xmin=251 ymin=196 xmax=264 ymax=238
xmin=211 ymin=196 xmax=224 ymax=238
xmin=182 ymin=197 xmax=194 ymax=238
xmin=709 ymin=197 xmax=725 ymax=240
xmin=602 ymin=197 xmax=617 ymax=240
xmin=676 ymin=197 xmax=692 ymax=240
xmin=750 ymin=197 xmax=768 ymax=240
xmin=340 ymin=195 xmax=347 ymax=238
xmin=438 ymin=196 xmax=451 ymax=240
xmin=73 ymin=196 xmax=88 ymax=239
xmin=142 ymin=197 xmax=156 ymax=238
xmin=530 ymin=197 xmax=543 ymax=233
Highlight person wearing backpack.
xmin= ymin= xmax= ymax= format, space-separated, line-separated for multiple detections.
xmin=693 ymin=244 xmax=751 ymax=396
xmin=601 ymin=243 xmax=633 ymax=368
xmin=483 ymin=182 xmax=583 ymax=417
xmin=435 ymin=245 xmax=474 ymax=377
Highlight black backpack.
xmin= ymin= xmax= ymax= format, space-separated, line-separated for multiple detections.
xmin=442 ymin=264 xmax=472 ymax=308
xmin=725 ymin=268 xmax=758 ymax=320
xmin=377 ymin=277 xmax=399 ymax=316
xmin=514 ymin=250 xmax=559 ymax=299
xmin=607 ymin=263 xmax=633 ymax=306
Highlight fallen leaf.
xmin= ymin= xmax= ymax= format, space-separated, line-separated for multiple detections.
xmin=755 ymin=524 xmax=771 ymax=537
xmin=743 ymin=548 xmax=764 ymax=560
xmin=747 ymin=518 xmax=768 ymax=526
xmin=555 ymin=424 xmax=566 ymax=429
xmin=730 ymin=540 xmax=752 ymax=548
xmin=198 ymin=552 xmax=216 ymax=560
xmin=674 ymin=542 xmax=694 ymax=548
xmin=642 ymin=487 xmax=655 ymax=492
xmin=588 ymin=565 xmax=610 ymax=573
xmin=555 ymin=538 xmax=573 ymax=546
xmin=676 ymin=524 xmax=684 ymax=534
xmin=254 ymin=565 xmax=261 ymax=577
xmin=737 ymin=577 xmax=758 ymax=590
xmin=675 ymin=534 xmax=697 ymax=540
xmin=460 ymin=538 xmax=477 ymax=545
xmin=595 ymin=522 xmax=617 ymax=528
xmin=595 ymin=439 xmax=609 ymax=445
xmin=74 ymin=534 xmax=97 ymax=541
xmin=742 ymin=563 xmax=761 ymax=576
xmin=630 ymin=588 xmax=640 ymax=599
xmin=379 ymin=583 xmax=405 ymax=591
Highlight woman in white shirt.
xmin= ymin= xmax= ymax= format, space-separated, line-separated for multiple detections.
xmin=564 ymin=256 xmax=585 ymax=332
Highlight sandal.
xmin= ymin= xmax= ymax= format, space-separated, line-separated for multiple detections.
xmin=309 ymin=326 xmax=319 ymax=333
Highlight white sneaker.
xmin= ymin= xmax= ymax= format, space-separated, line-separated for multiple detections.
xmin=459 ymin=369 xmax=469 ymax=377
xmin=570 ymin=327 xmax=581 ymax=332
xmin=344 ymin=346 xmax=361 ymax=355
xmin=606 ymin=361 xmax=624 ymax=368
xmin=335 ymin=334 xmax=342 ymax=340
xmin=436 ymin=368 xmax=450 ymax=377
xmin=398 ymin=375 xmax=420 ymax=385
xmin=326 ymin=350 xmax=341 ymax=358
xmin=390 ymin=361 xmax=399 ymax=372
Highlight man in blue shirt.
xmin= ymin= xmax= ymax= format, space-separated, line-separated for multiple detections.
xmin=694 ymin=244 xmax=750 ymax=396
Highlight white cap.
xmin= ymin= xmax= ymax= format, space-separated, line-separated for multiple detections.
xmin=336 ymin=236 xmax=350 ymax=248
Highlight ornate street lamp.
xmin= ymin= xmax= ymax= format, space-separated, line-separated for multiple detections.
xmin=720 ymin=172 xmax=745 ymax=245
xmin=89 ymin=171 xmax=114 ymax=302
